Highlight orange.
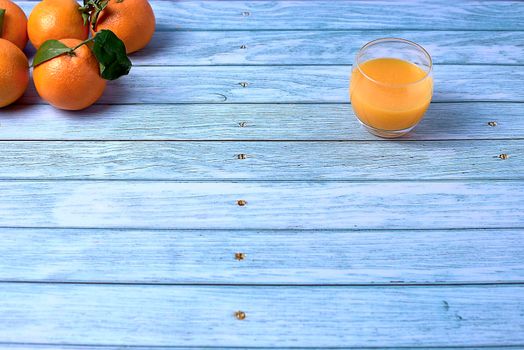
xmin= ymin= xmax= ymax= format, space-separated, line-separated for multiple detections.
xmin=0 ymin=0 xmax=28 ymax=50
xmin=0 ymin=38 xmax=29 ymax=108
xmin=28 ymin=0 xmax=88 ymax=49
xmin=95 ymin=0 xmax=155 ymax=54
xmin=33 ymin=38 xmax=107 ymax=110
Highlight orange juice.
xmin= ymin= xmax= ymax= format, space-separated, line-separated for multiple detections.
xmin=350 ymin=58 xmax=433 ymax=131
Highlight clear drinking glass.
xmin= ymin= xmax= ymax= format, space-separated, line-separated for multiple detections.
xmin=350 ymin=38 xmax=433 ymax=138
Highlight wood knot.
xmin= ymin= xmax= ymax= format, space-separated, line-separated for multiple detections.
xmin=238 ymin=121 xmax=247 ymax=127
xmin=237 ymin=200 xmax=247 ymax=206
xmin=236 ymin=153 xmax=248 ymax=159
xmin=488 ymin=121 xmax=497 ymax=127
xmin=235 ymin=252 xmax=246 ymax=261
xmin=239 ymin=82 xmax=249 ymax=88
xmin=241 ymin=11 xmax=250 ymax=16
xmin=498 ymin=153 xmax=509 ymax=160
xmin=240 ymin=45 xmax=247 ymax=49
xmin=235 ymin=311 xmax=246 ymax=320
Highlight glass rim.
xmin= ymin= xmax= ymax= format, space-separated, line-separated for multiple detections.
xmin=355 ymin=38 xmax=433 ymax=87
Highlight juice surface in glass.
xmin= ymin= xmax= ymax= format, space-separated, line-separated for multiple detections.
xmin=350 ymin=57 xmax=433 ymax=132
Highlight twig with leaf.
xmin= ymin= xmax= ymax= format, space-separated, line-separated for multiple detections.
xmin=33 ymin=30 xmax=132 ymax=81
xmin=79 ymin=0 xmax=110 ymax=31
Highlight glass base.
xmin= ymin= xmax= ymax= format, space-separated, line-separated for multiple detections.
xmin=359 ymin=121 xmax=416 ymax=139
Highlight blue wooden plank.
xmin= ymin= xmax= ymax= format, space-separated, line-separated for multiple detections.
xmin=0 ymin=140 xmax=521 ymax=180
xmin=17 ymin=65 xmax=524 ymax=104
xmin=0 ymin=347 xmax=519 ymax=350
xmin=22 ymin=30 xmax=524 ymax=66
xmin=0 ymin=181 xmax=522 ymax=229
xmin=132 ymin=30 xmax=524 ymax=66
xmin=0 ymin=103 xmax=521 ymax=141
xmin=0 ymin=228 xmax=522 ymax=284
xmin=0 ymin=284 xmax=523 ymax=346
xmin=18 ymin=1 xmax=524 ymax=30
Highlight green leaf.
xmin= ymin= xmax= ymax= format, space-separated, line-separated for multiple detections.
xmin=77 ymin=2 xmax=91 ymax=26
xmin=32 ymin=40 xmax=72 ymax=67
xmin=0 ymin=9 xmax=5 ymax=37
xmin=79 ymin=0 xmax=109 ymax=31
xmin=81 ymin=10 xmax=90 ymax=26
xmin=90 ymin=0 xmax=108 ymax=31
xmin=92 ymin=29 xmax=132 ymax=80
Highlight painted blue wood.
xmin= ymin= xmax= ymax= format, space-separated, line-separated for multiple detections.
xmin=17 ymin=65 xmax=524 ymax=104
xmin=2 ymin=343 xmax=508 ymax=350
xmin=0 ymin=347 xmax=518 ymax=350
xmin=0 ymin=103 xmax=521 ymax=141
xmin=22 ymin=30 xmax=524 ymax=66
xmin=0 ymin=140 xmax=521 ymax=180
xmin=3 ymin=0 xmax=524 ymax=348
xmin=0 ymin=180 xmax=522 ymax=230
xmin=0 ymin=228 xmax=522 ymax=284
xmin=17 ymin=1 xmax=524 ymax=30
xmin=0 ymin=284 xmax=523 ymax=347
xmin=132 ymin=30 xmax=524 ymax=66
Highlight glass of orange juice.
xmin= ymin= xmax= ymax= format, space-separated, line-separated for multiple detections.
xmin=350 ymin=38 xmax=433 ymax=138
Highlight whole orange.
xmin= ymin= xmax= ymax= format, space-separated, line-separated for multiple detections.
xmin=95 ymin=0 xmax=155 ymax=54
xmin=28 ymin=0 xmax=88 ymax=49
xmin=0 ymin=0 xmax=28 ymax=50
xmin=33 ymin=38 xmax=107 ymax=110
xmin=0 ymin=38 xmax=29 ymax=108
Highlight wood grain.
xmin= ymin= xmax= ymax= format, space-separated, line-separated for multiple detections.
xmin=7 ymin=1 xmax=524 ymax=348
xmin=130 ymin=30 xmax=524 ymax=66
xmin=19 ymin=65 xmax=524 ymax=104
xmin=18 ymin=1 xmax=524 ymax=30
xmin=1 ymin=343 xmax=508 ymax=350
xmin=0 ymin=140 xmax=521 ymax=180
xmin=0 ymin=284 xmax=523 ymax=347
xmin=0 ymin=103 xmax=521 ymax=141
xmin=0 ymin=181 xmax=522 ymax=229
xmin=0 ymin=228 xmax=522 ymax=284
xmin=23 ymin=30 xmax=524 ymax=66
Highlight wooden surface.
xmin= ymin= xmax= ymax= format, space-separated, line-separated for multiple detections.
xmin=0 ymin=284 xmax=523 ymax=347
xmin=1 ymin=0 xmax=524 ymax=348
xmin=1 ymin=228 xmax=523 ymax=284
xmin=1 ymin=181 xmax=523 ymax=229
xmin=17 ymin=65 xmax=524 ymax=104
xmin=1 ymin=103 xmax=522 ymax=140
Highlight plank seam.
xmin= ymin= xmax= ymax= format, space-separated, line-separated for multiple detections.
xmin=1 ymin=281 xmax=524 ymax=287
xmin=10 ymin=101 xmax=524 ymax=106
xmin=5 ymin=138 xmax=524 ymax=142
xmin=2 ymin=342 xmax=524 ymax=349
xmin=128 ymin=64 xmax=524 ymax=68
xmin=0 ymin=178 xmax=523 ymax=182
xmin=0 ymin=226 xmax=523 ymax=232
xmin=0 ymin=178 xmax=523 ymax=183
xmin=1 ymin=226 xmax=523 ymax=232
xmin=155 ymin=28 xmax=524 ymax=33
xmin=13 ymin=101 xmax=524 ymax=106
